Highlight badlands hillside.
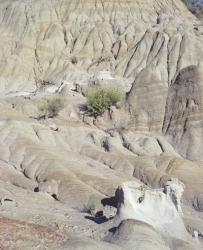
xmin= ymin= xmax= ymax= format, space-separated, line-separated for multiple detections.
xmin=0 ymin=0 xmax=203 ymax=249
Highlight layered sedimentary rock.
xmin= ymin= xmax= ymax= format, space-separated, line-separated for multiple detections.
xmin=163 ymin=65 xmax=203 ymax=160
xmin=0 ymin=0 xmax=203 ymax=249
xmin=0 ymin=94 xmax=202 ymax=248
xmin=105 ymin=181 xmax=199 ymax=250
xmin=0 ymin=0 xmax=202 ymax=160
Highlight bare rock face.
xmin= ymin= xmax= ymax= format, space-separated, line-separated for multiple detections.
xmin=163 ymin=65 xmax=203 ymax=161
xmin=115 ymin=181 xmax=188 ymax=240
xmin=111 ymin=181 xmax=200 ymax=250
xmin=164 ymin=178 xmax=185 ymax=215
xmin=0 ymin=0 xmax=199 ymax=92
xmin=127 ymin=52 xmax=203 ymax=162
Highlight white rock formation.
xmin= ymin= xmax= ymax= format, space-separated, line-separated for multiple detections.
xmin=163 ymin=178 xmax=185 ymax=215
xmin=116 ymin=181 xmax=189 ymax=240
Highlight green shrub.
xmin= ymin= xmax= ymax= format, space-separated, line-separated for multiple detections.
xmin=86 ymin=86 xmax=123 ymax=117
xmin=38 ymin=95 xmax=66 ymax=118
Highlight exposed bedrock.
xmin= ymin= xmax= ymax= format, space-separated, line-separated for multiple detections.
xmin=163 ymin=64 xmax=203 ymax=161
xmin=0 ymin=0 xmax=203 ymax=248
xmin=0 ymin=0 xmax=202 ymax=161
xmin=115 ymin=181 xmax=188 ymax=240
xmin=108 ymin=181 xmax=199 ymax=249
xmin=0 ymin=100 xmax=202 ymax=211
xmin=127 ymin=63 xmax=203 ymax=161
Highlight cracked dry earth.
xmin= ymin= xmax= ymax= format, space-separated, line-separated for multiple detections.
xmin=0 ymin=0 xmax=203 ymax=249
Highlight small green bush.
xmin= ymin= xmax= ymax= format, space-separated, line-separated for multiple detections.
xmin=86 ymin=86 xmax=123 ymax=117
xmin=38 ymin=95 xmax=66 ymax=118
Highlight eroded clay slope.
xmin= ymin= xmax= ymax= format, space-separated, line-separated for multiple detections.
xmin=0 ymin=0 xmax=203 ymax=249
xmin=0 ymin=0 xmax=197 ymax=92
xmin=0 ymin=0 xmax=202 ymax=160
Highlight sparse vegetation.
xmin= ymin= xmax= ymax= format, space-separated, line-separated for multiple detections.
xmin=38 ymin=95 xmax=66 ymax=118
xmin=86 ymin=86 xmax=123 ymax=117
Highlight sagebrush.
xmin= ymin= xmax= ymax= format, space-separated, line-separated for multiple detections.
xmin=86 ymin=86 xmax=123 ymax=117
xmin=38 ymin=95 xmax=66 ymax=118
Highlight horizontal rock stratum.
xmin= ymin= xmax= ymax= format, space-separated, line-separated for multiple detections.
xmin=0 ymin=0 xmax=203 ymax=249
